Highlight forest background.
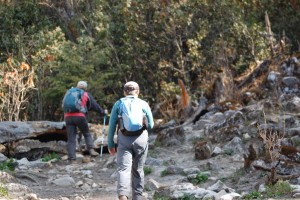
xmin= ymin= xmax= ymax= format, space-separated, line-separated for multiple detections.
xmin=0 ymin=0 xmax=299 ymax=123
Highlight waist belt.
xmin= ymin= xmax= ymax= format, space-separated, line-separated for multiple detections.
xmin=121 ymin=127 xmax=145 ymax=136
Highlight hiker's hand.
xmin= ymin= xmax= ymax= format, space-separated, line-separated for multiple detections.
xmin=104 ymin=109 xmax=108 ymax=115
xmin=108 ymin=147 xmax=116 ymax=156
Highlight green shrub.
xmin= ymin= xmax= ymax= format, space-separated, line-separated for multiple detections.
xmin=0 ymin=159 xmax=16 ymax=171
xmin=144 ymin=166 xmax=152 ymax=176
xmin=265 ymin=181 xmax=293 ymax=198
xmin=160 ymin=169 xmax=170 ymax=177
xmin=0 ymin=184 xmax=8 ymax=197
xmin=242 ymin=181 xmax=293 ymax=199
xmin=242 ymin=190 xmax=263 ymax=199
xmin=191 ymin=172 xmax=209 ymax=185
xmin=42 ymin=152 xmax=60 ymax=162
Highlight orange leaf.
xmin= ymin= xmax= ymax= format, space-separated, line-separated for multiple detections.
xmin=20 ymin=62 xmax=30 ymax=71
xmin=178 ymin=79 xmax=190 ymax=108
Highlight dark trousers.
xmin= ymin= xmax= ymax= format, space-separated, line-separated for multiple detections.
xmin=65 ymin=116 xmax=94 ymax=160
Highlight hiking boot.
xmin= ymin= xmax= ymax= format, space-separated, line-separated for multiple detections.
xmin=119 ymin=195 xmax=128 ymax=200
xmin=82 ymin=156 xmax=91 ymax=163
xmin=67 ymin=159 xmax=78 ymax=165
xmin=89 ymin=149 xmax=99 ymax=157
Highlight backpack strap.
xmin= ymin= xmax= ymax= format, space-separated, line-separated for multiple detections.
xmin=116 ymin=99 xmax=123 ymax=133
xmin=117 ymin=99 xmax=123 ymax=115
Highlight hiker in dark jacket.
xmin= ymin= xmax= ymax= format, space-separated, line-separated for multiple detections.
xmin=63 ymin=81 xmax=107 ymax=164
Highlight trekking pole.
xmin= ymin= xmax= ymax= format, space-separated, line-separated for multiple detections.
xmin=100 ymin=115 xmax=106 ymax=160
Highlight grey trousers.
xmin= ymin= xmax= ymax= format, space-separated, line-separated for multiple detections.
xmin=117 ymin=130 xmax=148 ymax=200
xmin=65 ymin=116 xmax=94 ymax=160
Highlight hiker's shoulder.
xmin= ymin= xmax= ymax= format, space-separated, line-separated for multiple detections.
xmin=86 ymin=91 xmax=94 ymax=98
xmin=136 ymin=98 xmax=150 ymax=107
xmin=112 ymin=98 xmax=123 ymax=107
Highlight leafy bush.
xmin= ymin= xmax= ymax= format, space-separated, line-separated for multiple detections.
xmin=242 ymin=190 xmax=263 ymax=199
xmin=242 ymin=181 xmax=293 ymax=199
xmin=0 ymin=159 xmax=16 ymax=171
xmin=191 ymin=172 xmax=209 ymax=185
xmin=144 ymin=166 xmax=152 ymax=176
xmin=42 ymin=152 xmax=60 ymax=162
xmin=160 ymin=169 xmax=170 ymax=177
xmin=265 ymin=181 xmax=293 ymax=198
xmin=0 ymin=184 xmax=8 ymax=197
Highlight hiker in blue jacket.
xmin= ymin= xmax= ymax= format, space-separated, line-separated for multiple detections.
xmin=107 ymin=81 xmax=154 ymax=200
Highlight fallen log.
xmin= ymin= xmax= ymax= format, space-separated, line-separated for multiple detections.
xmin=0 ymin=121 xmax=66 ymax=143
xmin=0 ymin=121 xmax=106 ymax=161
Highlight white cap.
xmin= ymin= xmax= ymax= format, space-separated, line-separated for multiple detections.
xmin=77 ymin=81 xmax=88 ymax=90
xmin=124 ymin=81 xmax=139 ymax=92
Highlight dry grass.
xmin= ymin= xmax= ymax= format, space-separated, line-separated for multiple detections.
xmin=257 ymin=110 xmax=285 ymax=184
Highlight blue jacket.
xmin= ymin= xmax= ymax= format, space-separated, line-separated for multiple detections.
xmin=107 ymin=95 xmax=154 ymax=148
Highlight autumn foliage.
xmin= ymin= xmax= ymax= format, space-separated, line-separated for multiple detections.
xmin=178 ymin=79 xmax=190 ymax=109
xmin=0 ymin=57 xmax=35 ymax=121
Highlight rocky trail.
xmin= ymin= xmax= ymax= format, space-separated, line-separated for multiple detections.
xmin=1 ymin=117 xmax=299 ymax=200
xmin=0 ymin=133 xmax=246 ymax=200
